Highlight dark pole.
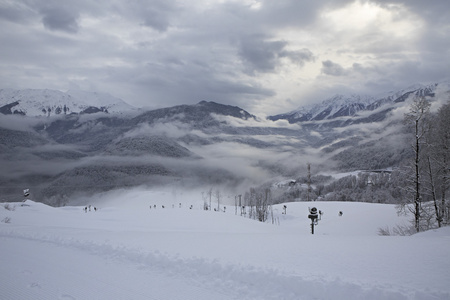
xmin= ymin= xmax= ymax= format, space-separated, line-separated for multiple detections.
xmin=308 ymin=207 xmax=318 ymax=234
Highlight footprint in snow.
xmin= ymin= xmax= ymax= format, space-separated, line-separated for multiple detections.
xmin=28 ymin=282 xmax=41 ymax=289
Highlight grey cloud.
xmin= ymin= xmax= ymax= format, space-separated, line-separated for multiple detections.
xmin=40 ymin=7 xmax=79 ymax=33
xmin=0 ymin=1 xmax=36 ymax=23
xmin=321 ymin=60 xmax=347 ymax=76
xmin=0 ymin=0 xmax=449 ymax=116
xmin=127 ymin=69 xmax=276 ymax=109
xmin=374 ymin=0 xmax=450 ymax=27
xmin=204 ymin=79 xmax=275 ymax=97
xmin=280 ymin=48 xmax=315 ymax=66
xmin=351 ymin=63 xmax=384 ymax=77
xmin=351 ymin=63 xmax=365 ymax=74
xmin=11 ymin=0 xmax=108 ymax=34
xmin=116 ymin=0 xmax=178 ymax=32
xmin=239 ymin=36 xmax=314 ymax=74
xmin=99 ymin=41 xmax=276 ymax=108
xmin=256 ymin=0 xmax=354 ymax=29
xmin=239 ymin=37 xmax=287 ymax=74
xmin=139 ymin=6 xmax=173 ymax=32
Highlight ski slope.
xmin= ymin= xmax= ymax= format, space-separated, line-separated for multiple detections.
xmin=1 ymin=189 xmax=449 ymax=300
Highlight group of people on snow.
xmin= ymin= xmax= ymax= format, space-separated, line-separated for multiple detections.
xmin=83 ymin=205 xmax=97 ymax=213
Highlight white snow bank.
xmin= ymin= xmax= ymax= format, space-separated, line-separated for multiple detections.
xmin=1 ymin=195 xmax=449 ymax=300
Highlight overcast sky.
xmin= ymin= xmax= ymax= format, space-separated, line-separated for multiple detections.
xmin=0 ymin=0 xmax=449 ymax=115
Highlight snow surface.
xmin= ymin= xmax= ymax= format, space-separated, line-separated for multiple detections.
xmin=1 ymin=190 xmax=449 ymax=300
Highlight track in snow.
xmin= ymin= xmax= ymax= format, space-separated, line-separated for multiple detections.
xmin=2 ymin=234 xmax=441 ymax=300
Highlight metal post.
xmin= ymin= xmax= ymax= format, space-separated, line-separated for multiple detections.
xmin=307 ymin=163 xmax=311 ymax=201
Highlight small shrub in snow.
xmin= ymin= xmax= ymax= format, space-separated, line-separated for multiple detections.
xmin=378 ymin=224 xmax=415 ymax=236
xmin=392 ymin=224 xmax=416 ymax=236
xmin=3 ymin=203 xmax=15 ymax=211
xmin=378 ymin=226 xmax=391 ymax=236
xmin=2 ymin=217 xmax=11 ymax=224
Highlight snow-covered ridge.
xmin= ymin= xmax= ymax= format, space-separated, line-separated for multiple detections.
xmin=269 ymin=81 xmax=449 ymax=123
xmin=0 ymin=89 xmax=136 ymax=116
xmin=305 ymin=94 xmax=375 ymax=118
xmin=276 ymin=93 xmax=377 ymax=122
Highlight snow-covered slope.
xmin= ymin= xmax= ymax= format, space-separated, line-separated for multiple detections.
xmin=0 ymin=89 xmax=136 ymax=116
xmin=1 ymin=192 xmax=449 ymax=300
xmin=66 ymin=89 xmax=136 ymax=114
xmin=285 ymin=94 xmax=376 ymax=122
xmin=269 ymin=81 xmax=448 ymax=124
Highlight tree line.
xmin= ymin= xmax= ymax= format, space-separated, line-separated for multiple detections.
xmin=399 ymin=97 xmax=450 ymax=232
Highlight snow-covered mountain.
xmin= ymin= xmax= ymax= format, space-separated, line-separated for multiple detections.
xmin=1 ymin=81 xmax=448 ymax=204
xmin=0 ymin=89 xmax=136 ymax=116
xmin=270 ymin=94 xmax=377 ymax=123
xmin=268 ymin=82 xmax=445 ymax=124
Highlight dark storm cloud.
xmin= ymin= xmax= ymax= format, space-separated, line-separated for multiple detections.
xmin=0 ymin=0 xmax=449 ymax=115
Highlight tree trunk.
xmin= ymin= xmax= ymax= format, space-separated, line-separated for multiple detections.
xmin=427 ymin=156 xmax=441 ymax=227
xmin=414 ymin=119 xmax=421 ymax=232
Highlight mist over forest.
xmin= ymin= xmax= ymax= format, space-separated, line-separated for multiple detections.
xmin=0 ymin=84 xmax=449 ymax=232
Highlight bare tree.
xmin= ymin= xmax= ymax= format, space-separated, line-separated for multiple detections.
xmin=425 ymin=155 xmax=441 ymax=227
xmin=403 ymin=96 xmax=431 ymax=232
xmin=244 ymin=187 xmax=272 ymax=222
xmin=247 ymin=188 xmax=256 ymax=219
xmin=214 ymin=189 xmax=221 ymax=211
xmin=201 ymin=191 xmax=209 ymax=210
xmin=208 ymin=188 xmax=213 ymax=211
xmin=426 ymin=101 xmax=450 ymax=226
xmin=255 ymin=188 xmax=271 ymax=222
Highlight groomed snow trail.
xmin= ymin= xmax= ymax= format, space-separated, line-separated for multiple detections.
xmin=2 ymin=234 xmax=435 ymax=300
xmin=1 ymin=199 xmax=450 ymax=300
xmin=0 ymin=236 xmax=233 ymax=300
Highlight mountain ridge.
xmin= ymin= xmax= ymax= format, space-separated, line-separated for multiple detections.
xmin=268 ymin=81 xmax=447 ymax=125
xmin=1 ymin=81 xmax=448 ymax=204
xmin=0 ymin=89 xmax=136 ymax=116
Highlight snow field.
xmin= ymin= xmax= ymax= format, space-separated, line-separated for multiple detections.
xmin=1 ymin=191 xmax=450 ymax=300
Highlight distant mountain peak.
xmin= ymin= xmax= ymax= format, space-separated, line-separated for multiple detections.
xmin=0 ymin=88 xmax=136 ymax=117
xmin=268 ymin=82 xmax=445 ymax=124
xmin=270 ymin=93 xmax=376 ymax=123
xmin=195 ymin=100 xmax=255 ymax=120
